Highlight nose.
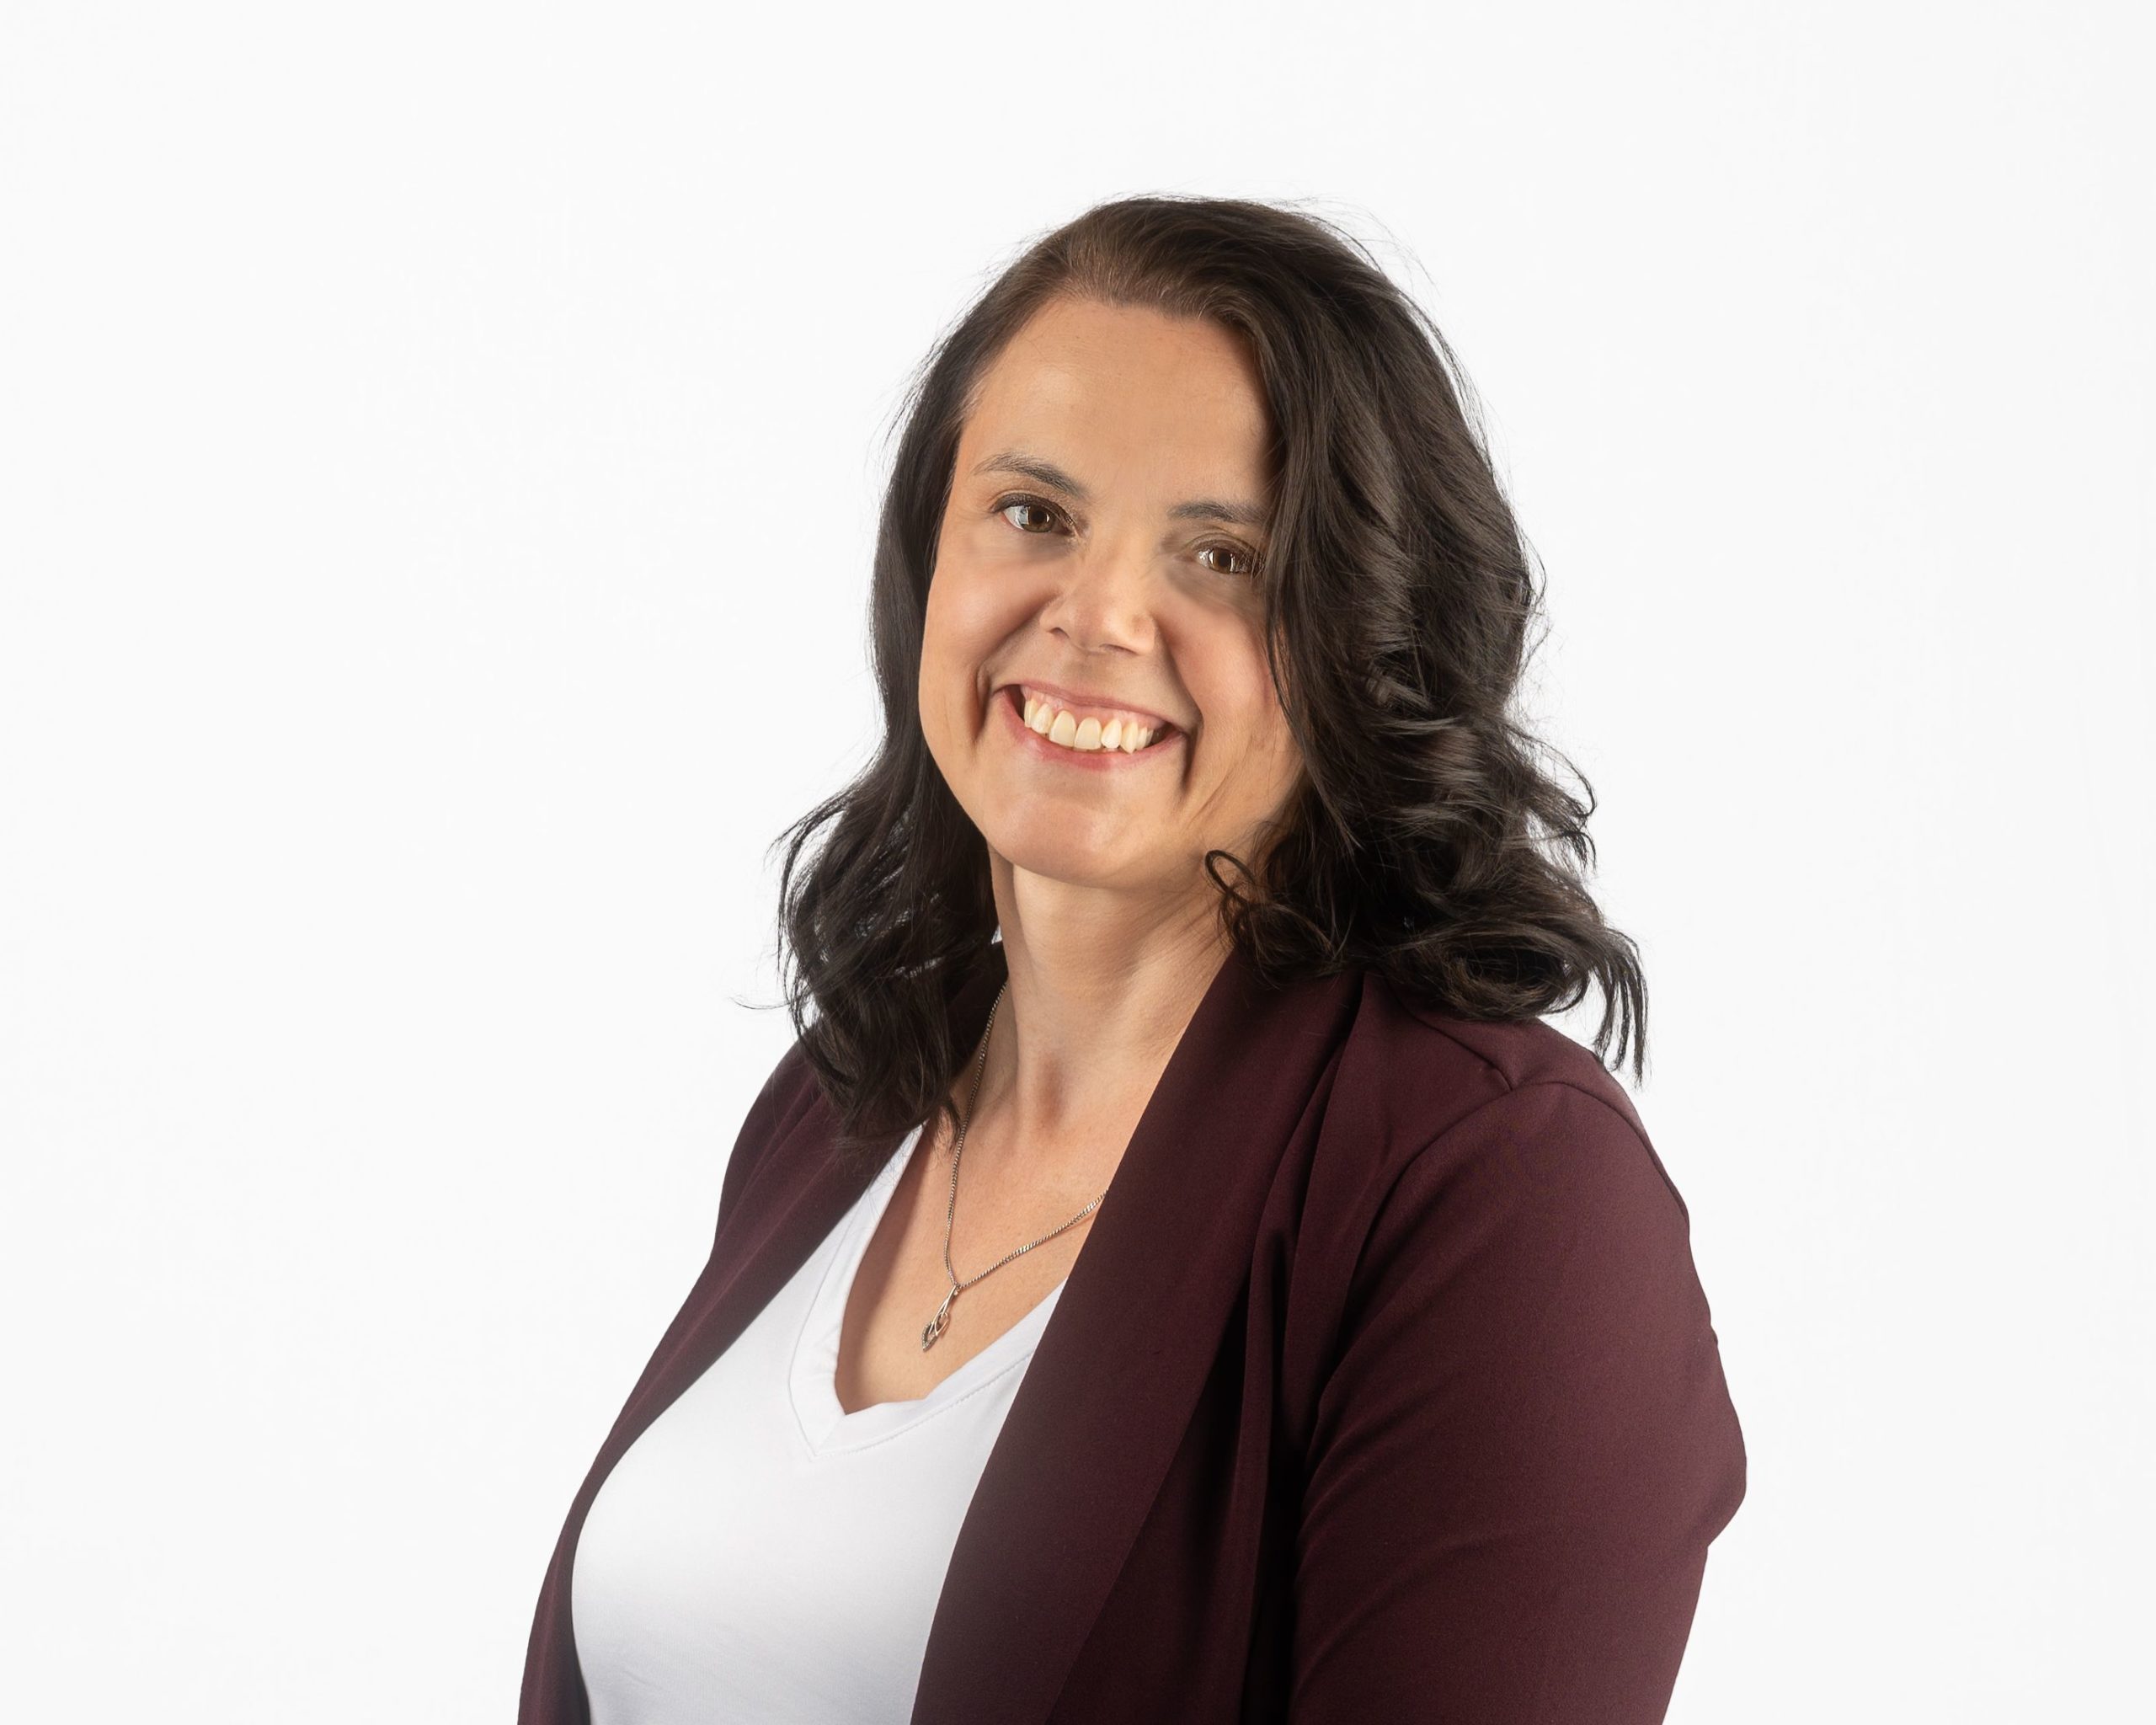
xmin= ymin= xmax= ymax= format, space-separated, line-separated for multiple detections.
xmin=1038 ymin=534 xmax=1159 ymax=657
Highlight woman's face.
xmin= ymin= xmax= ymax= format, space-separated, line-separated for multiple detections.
xmin=920 ymin=295 xmax=1303 ymax=908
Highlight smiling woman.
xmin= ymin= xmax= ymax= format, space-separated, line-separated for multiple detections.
xmin=919 ymin=296 xmax=1304 ymax=919
xmin=520 ymin=195 xmax=1746 ymax=1725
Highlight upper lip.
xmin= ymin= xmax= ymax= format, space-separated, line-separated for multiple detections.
xmin=1000 ymin=678 xmax=1182 ymax=733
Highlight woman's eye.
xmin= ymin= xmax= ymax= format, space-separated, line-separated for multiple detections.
xmin=1198 ymin=543 xmax=1261 ymax=579
xmin=998 ymin=498 xmax=1063 ymax=534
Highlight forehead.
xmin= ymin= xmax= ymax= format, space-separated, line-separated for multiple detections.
xmin=960 ymin=297 xmax=1273 ymax=490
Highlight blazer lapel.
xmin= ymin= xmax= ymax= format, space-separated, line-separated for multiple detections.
xmin=567 ymin=948 xmax=1012 ymax=1526
xmin=910 ymin=943 xmax=1365 ymax=1724
xmin=606 ymin=1092 xmax=908 ymax=1463
xmin=569 ymin=953 xmax=1012 ymax=1573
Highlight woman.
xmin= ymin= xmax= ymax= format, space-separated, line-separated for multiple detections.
xmin=520 ymin=195 xmax=1746 ymax=1723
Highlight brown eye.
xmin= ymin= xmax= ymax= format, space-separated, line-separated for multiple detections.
xmin=1198 ymin=543 xmax=1260 ymax=579
xmin=998 ymin=498 xmax=1063 ymax=534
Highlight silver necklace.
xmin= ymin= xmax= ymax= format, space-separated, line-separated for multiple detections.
xmin=921 ymin=981 xmax=1108 ymax=1352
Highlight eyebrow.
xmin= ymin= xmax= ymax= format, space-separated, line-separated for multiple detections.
xmin=969 ymin=449 xmax=1269 ymax=531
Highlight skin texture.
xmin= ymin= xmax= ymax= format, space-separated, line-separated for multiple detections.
xmin=834 ymin=296 xmax=1307 ymax=1410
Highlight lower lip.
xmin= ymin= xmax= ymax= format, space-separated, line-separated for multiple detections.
xmin=997 ymin=686 xmax=1182 ymax=770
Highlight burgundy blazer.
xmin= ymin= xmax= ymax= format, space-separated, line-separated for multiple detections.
xmin=520 ymin=942 xmax=1747 ymax=1722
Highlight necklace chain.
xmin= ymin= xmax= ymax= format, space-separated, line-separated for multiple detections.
xmin=920 ymin=980 xmax=1107 ymax=1352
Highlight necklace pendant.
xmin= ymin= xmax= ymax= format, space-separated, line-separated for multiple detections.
xmin=921 ymin=1287 xmax=957 ymax=1352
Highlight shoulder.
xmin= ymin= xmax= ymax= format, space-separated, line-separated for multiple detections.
xmin=716 ymin=1034 xmax=826 ymax=1220
xmin=1296 ymin=980 xmax=1749 ymax=1696
xmin=1333 ymin=969 xmax=1689 ymax=1225
xmin=1319 ymin=976 xmax=1735 ymax=1479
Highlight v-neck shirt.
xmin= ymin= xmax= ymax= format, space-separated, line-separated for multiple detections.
xmin=570 ymin=1119 xmax=1071 ymax=1723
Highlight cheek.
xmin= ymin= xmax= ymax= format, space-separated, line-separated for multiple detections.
xmin=1200 ymin=669 xmax=1301 ymax=802
xmin=919 ymin=569 xmax=978 ymax=689
xmin=923 ymin=555 xmax=1007 ymax=662
xmin=917 ymin=580 xmax=964 ymax=741
xmin=919 ymin=562 xmax=1011 ymax=742
xmin=1201 ymin=639 xmax=1287 ymax=742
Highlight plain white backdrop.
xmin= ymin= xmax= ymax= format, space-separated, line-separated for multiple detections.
xmin=3 ymin=3 xmax=2148 ymax=1719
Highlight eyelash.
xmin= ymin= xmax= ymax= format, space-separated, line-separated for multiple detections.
xmin=991 ymin=492 xmax=1264 ymax=580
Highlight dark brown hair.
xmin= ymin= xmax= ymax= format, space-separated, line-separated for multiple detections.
xmin=766 ymin=194 xmax=1647 ymax=1174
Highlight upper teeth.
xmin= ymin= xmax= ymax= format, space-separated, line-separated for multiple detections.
xmin=1021 ymin=690 xmax=1160 ymax=753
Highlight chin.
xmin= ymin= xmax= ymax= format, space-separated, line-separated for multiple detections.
xmin=992 ymin=844 xmax=1114 ymax=884
xmin=986 ymin=825 xmax=1135 ymax=884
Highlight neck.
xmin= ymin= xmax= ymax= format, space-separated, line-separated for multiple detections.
xmin=953 ymin=855 xmax=1233 ymax=1183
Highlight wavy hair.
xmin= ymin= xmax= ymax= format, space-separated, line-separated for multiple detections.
xmin=767 ymin=194 xmax=1648 ymax=1174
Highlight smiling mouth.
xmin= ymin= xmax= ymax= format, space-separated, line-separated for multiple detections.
xmin=1005 ymin=685 xmax=1181 ymax=756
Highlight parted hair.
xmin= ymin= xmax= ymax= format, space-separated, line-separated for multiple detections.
xmin=765 ymin=194 xmax=1648 ymax=1176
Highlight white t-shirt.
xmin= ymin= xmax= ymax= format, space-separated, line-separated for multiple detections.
xmin=571 ymin=1119 xmax=1070 ymax=1723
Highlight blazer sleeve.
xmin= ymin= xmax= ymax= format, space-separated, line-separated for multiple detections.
xmin=1289 ymin=1079 xmax=1747 ymax=1722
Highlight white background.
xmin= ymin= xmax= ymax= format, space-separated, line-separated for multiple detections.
xmin=3 ymin=3 xmax=2148 ymax=1719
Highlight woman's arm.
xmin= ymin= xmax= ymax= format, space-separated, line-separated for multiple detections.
xmin=1289 ymin=1079 xmax=1747 ymax=1722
